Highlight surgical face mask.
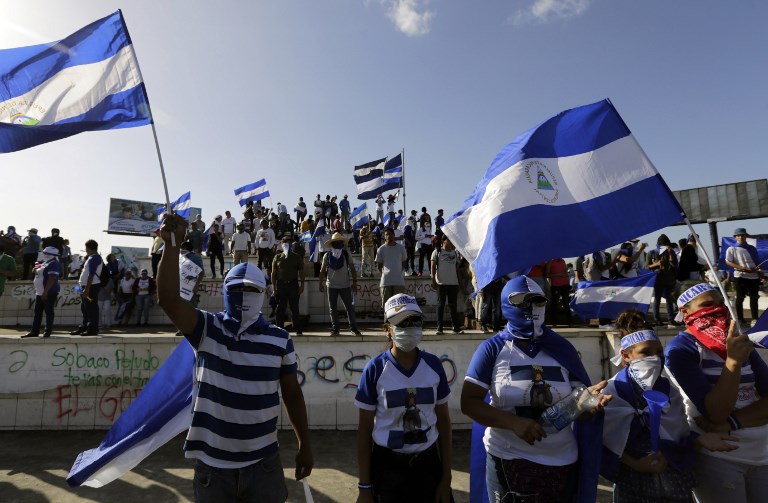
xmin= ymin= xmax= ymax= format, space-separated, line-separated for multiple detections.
xmin=627 ymin=355 xmax=662 ymax=390
xmin=392 ymin=326 xmax=423 ymax=352
xmin=282 ymin=243 xmax=291 ymax=255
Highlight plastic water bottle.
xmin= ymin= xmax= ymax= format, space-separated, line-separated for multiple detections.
xmin=539 ymin=385 xmax=599 ymax=433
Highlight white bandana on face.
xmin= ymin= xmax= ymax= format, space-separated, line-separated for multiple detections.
xmin=627 ymin=355 xmax=662 ymax=390
xmin=392 ymin=326 xmax=422 ymax=352
xmin=282 ymin=243 xmax=291 ymax=255
xmin=331 ymin=248 xmax=342 ymax=258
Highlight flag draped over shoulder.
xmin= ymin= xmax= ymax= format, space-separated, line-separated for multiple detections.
xmin=156 ymin=192 xmax=191 ymax=220
xmin=354 ymin=154 xmax=403 ymax=200
xmin=0 ymin=10 xmax=151 ymax=153
xmin=234 ymin=179 xmax=270 ymax=207
xmin=348 ymin=203 xmax=369 ymax=230
xmin=570 ymin=272 xmax=657 ymax=320
xmin=66 ymin=339 xmax=195 ymax=488
xmin=441 ymin=99 xmax=685 ymax=289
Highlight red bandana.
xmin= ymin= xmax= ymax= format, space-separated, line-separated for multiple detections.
xmin=684 ymin=305 xmax=730 ymax=360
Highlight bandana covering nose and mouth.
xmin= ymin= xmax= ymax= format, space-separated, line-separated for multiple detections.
xmin=501 ymin=276 xmax=547 ymax=339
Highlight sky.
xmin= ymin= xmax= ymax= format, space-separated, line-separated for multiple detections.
xmin=1 ymin=0 xmax=766 ymax=262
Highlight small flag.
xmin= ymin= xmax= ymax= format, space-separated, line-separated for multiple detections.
xmin=747 ymin=311 xmax=768 ymax=348
xmin=0 ymin=10 xmax=151 ymax=153
xmin=234 ymin=179 xmax=270 ymax=207
xmin=354 ymin=154 xmax=403 ymax=200
xmin=309 ymin=219 xmax=326 ymax=263
xmin=66 ymin=340 xmax=194 ymax=487
xmin=441 ymin=99 xmax=685 ymax=289
xmin=156 ymin=192 xmax=191 ymax=220
xmin=300 ymin=231 xmax=312 ymax=243
xmin=348 ymin=203 xmax=370 ymax=230
xmin=570 ymin=272 xmax=657 ymax=320
xmin=382 ymin=212 xmax=404 ymax=228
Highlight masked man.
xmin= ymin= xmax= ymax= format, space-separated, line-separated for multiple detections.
xmin=23 ymin=246 xmax=61 ymax=338
xmin=156 ymin=213 xmax=313 ymax=503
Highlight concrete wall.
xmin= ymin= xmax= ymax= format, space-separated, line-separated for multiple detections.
xmin=0 ymin=330 xmax=612 ymax=431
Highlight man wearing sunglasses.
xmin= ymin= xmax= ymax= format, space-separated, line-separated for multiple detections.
xmin=157 ymin=213 xmax=313 ymax=503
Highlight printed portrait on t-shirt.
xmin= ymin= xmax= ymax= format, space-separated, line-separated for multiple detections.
xmin=506 ymin=364 xmax=569 ymax=419
xmin=529 ymin=365 xmax=554 ymax=414
xmin=385 ymin=386 xmax=433 ymax=448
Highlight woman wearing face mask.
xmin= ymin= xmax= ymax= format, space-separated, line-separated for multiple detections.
xmin=461 ymin=275 xmax=611 ymax=503
xmin=355 ymin=294 xmax=454 ymax=503
xmin=601 ymin=329 xmax=737 ymax=502
xmin=665 ymin=283 xmax=768 ymax=503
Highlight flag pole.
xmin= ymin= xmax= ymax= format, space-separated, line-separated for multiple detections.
xmin=401 ymin=148 xmax=406 ymax=219
xmin=683 ymin=217 xmax=741 ymax=333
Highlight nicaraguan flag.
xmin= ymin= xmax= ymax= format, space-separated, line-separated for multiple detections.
xmin=300 ymin=231 xmax=312 ymax=243
xmin=441 ymin=100 xmax=684 ymax=289
xmin=382 ymin=212 xmax=404 ymax=228
xmin=747 ymin=311 xmax=768 ymax=348
xmin=354 ymin=154 xmax=403 ymax=200
xmin=348 ymin=203 xmax=369 ymax=230
xmin=234 ymin=179 xmax=270 ymax=207
xmin=570 ymin=272 xmax=656 ymax=320
xmin=66 ymin=339 xmax=194 ymax=488
xmin=155 ymin=192 xmax=191 ymax=220
xmin=0 ymin=10 xmax=151 ymax=153
xmin=718 ymin=237 xmax=768 ymax=272
xmin=309 ymin=219 xmax=326 ymax=262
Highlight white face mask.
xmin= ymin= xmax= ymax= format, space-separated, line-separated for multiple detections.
xmin=531 ymin=304 xmax=546 ymax=336
xmin=392 ymin=326 xmax=423 ymax=352
xmin=282 ymin=243 xmax=291 ymax=255
xmin=331 ymin=248 xmax=342 ymax=258
xmin=42 ymin=253 xmax=56 ymax=262
xmin=628 ymin=355 xmax=662 ymax=390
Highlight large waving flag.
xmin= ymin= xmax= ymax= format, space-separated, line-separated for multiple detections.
xmin=0 ymin=10 xmax=151 ymax=153
xmin=234 ymin=178 xmax=270 ymax=207
xmin=308 ymin=218 xmax=326 ymax=263
xmin=67 ymin=340 xmax=195 ymax=488
xmin=442 ymin=100 xmax=684 ymax=289
xmin=156 ymin=191 xmax=191 ymax=220
xmin=348 ymin=203 xmax=369 ymax=230
xmin=570 ymin=272 xmax=657 ymax=320
xmin=354 ymin=154 xmax=403 ymax=200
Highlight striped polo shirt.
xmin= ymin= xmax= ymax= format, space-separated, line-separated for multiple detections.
xmin=183 ymin=310 xmax=297 ymax=468
xmin=666 ymin=331 xmax=768 ymax=465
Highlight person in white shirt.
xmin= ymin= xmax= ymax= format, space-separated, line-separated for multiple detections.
xmin=221 ymin=211 xmax=237 ymax=254
xmin=256 ymin=220 xmax=276 ymax=270
xmin=725 ymin=227 xmax=764 ymax=328
xmin=231 ymin=224 xmax=252 ymax=266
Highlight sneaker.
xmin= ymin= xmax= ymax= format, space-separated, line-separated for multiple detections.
xmin=351 ymin=329 xmax=363 ymax=336
xmin=481 ymin=325 xmax=491 ymax=334
xmin=295 ymin=331 xmax=303 ymax=336
xmin=452 ymin=328 xmax=464 ymax=334
xmin=70 ymin=327 xmax=86 ymax=335
xmin=330 ymin=329 xmax=340 ymax=336
xmin=42 ymin=332 xmax=51 ymax=338
xmin=435 ymin=329 xmax=445 ymax=335
xmin=21 ymin=332 xmax=39 ymax=338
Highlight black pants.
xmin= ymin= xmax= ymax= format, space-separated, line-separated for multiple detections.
xmin=419 ymin=245 xmax=433 ymax=273
xmin=79 ymin=284 xmax=101 ymax=332
xmin=371 ymin=443 xmax=452 ymax=503
xmin=275 ymin=280 xmax=301 ymax=332
xmin=151 ymin=253 xmax=162 ymax=277
xmin=23 ymin=253 xmax=37 ymax=280
xmin=481 ymin=282 xmax=503 ymax=329
xmin=549 ymin=285 xmax=572 ymax=325
xmin=209 ymin=250 xmax=224 ymax=277
xmin=258 ymin=248 xmax=274 ymax=270
xmin=31 ymin=293 xmax=58 ymax=335
xmin=406 ymin=245 xmax=416 ymax=273
xmin=437 ymin=284 xmax=459 ymax=330
xmin=735 ymin=277 xmax=761 ymax=322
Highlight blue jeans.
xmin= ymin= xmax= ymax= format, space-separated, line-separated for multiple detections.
xmin=135 ymin=294 xmax=151 ymax=324
xmin=193 ymin=452 xmax=287 ymax=503
xmin=652 ymin=282 xmax=676 ymax=323
xmin=328 ymin=286 xmax=358 ymax=332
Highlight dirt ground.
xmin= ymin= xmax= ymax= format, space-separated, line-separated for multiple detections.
xmin=0 ymin=429 xmax=614 ymax=503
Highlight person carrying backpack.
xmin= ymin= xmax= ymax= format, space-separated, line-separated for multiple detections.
xmin=647 ymin=234 xmax=679 ymax=325
xmin=319 ymin=232 xmax=362 ymax=336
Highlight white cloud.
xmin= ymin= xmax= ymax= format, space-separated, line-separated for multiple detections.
xmin=511 ymin=0 xmax=592 ymax=24
xmin=384 ymin=0 xmax=434 ymax=37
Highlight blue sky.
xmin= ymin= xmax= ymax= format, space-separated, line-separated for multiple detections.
xmin=1 ymin=0 xmax=766 ymax=261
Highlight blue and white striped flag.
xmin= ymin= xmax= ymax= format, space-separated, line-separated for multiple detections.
xmin=308 ymin=219 xmax=326 ymax=263
xmin=300 ymin=231 xmax=312 ymax=243
xmin=570 ymin=272 xmax=657 ymax=320
xmin=354 ymin=154 xmax=403 ymax=200
xmin=234 ymin=179 xmax=270 ymax=207
xmin=348 ymin=203 xmax=369 ymax=230
xmin=441 ymin=100 xmax=685 ymax=289
xmin=382 ymin=212 xmax=404 ymax=228
xmin=0 ymin=10 xmax=151 ymax=153
xmin=747 ymin=311 xmax=768 ymax=349
xmin=67 ymin=340 xmax=194 ymax=488
xmin=156 ymin=192 xmax=191 ymax=220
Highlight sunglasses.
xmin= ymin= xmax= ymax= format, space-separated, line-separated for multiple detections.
xmin=395 ymin=316 xmax=423 ymax=328
xmin=513 ymin=298 xmax=548 ymax=310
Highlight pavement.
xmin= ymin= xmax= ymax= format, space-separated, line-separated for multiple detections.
xmin=0 ymin=429 xmax=616 ymax=503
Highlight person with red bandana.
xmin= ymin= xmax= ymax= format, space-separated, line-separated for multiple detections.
xmin=665 ymin=283 xmax=768 ymax=502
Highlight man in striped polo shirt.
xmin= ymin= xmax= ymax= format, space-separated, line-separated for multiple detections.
xmin=157 ymin=213 xmax=313 ymax=503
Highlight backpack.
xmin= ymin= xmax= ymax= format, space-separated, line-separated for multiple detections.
xmin=582 ymin=253 xmax=603 ymax=281
xmin=98 ymin=258 xmax=112 ymax=286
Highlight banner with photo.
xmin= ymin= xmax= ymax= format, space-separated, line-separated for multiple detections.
xmin=107 ymin=198 xmax=165 ymax=235
xmin=111 ymin=246 xmax=149 ymax=276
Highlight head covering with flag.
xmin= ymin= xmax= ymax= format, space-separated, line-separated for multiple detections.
xmin=348 ymin=202 xmax=369 ymax=230
xmin=354 ymin=154 xmax=403 ymax=200
xmin=0 ymin=10 xmax=151 ymax=153
xmin=234 ymin=179 xmax=270 ymax=207
xmin=155 ymin=192 xmax=191 ymax=220
xmin=441 ymin=99 xmax=685 ymax=289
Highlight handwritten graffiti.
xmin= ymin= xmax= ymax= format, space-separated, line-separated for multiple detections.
xmin=8 ymin=349 xmax=27 ymax=373
xmin=12 ymin=283 xmax=82 ymax=310
xmin=199 ymin=282 xmax=223 ymax=297
xmin=53 ymin=383 xmax=145 ymax=422
xmin=440 ymin=354 xmax=457 ymax=386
